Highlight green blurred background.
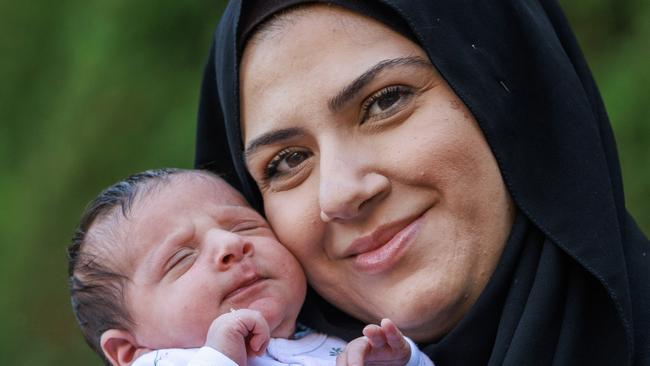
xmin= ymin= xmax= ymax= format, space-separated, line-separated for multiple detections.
xmin=0 ymin=1 xmax=647 ymax=364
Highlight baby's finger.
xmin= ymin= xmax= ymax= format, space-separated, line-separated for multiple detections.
xmin=250 ymin=315 xmax=270 ymax=354
xmin=249 ymin=329 xmax=270 ymax=355
xmin=363 ymin=324 xmax=387 ymax=348
xmin=336 ymin=349 xmax=347 ymax=366
xmin=380 ymin=318 xmax=406 ymax=348
xmin=343 ymin=337 xmax=370 ymax=366
xmin=233 ymin=309 xmax=270 ymax=354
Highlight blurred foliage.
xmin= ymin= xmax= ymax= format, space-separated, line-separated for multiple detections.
xmin=0 ymin=1 xmax=647 ymax=364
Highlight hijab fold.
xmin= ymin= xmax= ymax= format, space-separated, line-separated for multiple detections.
xmin=195 ymin=1 xmax=650 ymax=363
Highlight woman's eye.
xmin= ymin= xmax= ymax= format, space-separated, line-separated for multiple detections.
xmin=362 ymin=85 xmax=414 ymax=122
xmin=264 ymin=148 xmax=312 ymax=180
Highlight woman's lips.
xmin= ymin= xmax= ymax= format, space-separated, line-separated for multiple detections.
xmin=346 ymin=213 xmax=424 ymax=274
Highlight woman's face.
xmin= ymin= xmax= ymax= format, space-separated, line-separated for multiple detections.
xmin=240 ymin=5 xmax=514 ymax=341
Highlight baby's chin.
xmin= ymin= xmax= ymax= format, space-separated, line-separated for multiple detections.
xmin=247 ymin=297 xmax=299 ymax=338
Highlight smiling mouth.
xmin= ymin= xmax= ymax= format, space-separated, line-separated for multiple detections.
xmin=345 ymin=212 xmax=425 ymax=274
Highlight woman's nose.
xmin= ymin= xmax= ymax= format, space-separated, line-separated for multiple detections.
xmin=206 ymin=230 xmax=254 ymax=271
xmin=319 ymin=156 xmax=390 ymax=222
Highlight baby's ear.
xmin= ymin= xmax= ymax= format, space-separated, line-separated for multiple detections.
xmin=100 ymin=329 xmax=151 ymax=366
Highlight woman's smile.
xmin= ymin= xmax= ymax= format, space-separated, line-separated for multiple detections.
xmin=342 ymin=211 xmax=426 ymax=274
xmin=352 ymin=210 xmax=421 ymax=273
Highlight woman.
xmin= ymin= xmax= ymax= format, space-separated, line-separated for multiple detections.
xmin=195 ymin=1 xmax=649 ymax=364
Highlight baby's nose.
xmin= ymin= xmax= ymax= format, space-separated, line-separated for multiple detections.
xmin=208 ymin=230 xmax=254 ymax=270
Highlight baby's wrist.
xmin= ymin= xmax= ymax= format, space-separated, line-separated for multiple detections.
xmin=204 ymin=312 xmax=248 ymax=360
xmin=194 ymin=346 xmax=239 ymax=366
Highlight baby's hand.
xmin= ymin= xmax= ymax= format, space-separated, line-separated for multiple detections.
xmin=337 ymin=319 xmax=411 ymax=366
xmin=204 ymin=309 xmax=270 ymax=366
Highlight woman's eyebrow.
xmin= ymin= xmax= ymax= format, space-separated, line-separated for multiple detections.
xmin=328 ymin=56 xmax=431 ymax=112
xmin=244 ymin=127 xmax=306 ymax=158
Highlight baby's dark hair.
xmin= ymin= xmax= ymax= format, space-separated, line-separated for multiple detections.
xmin=67 ymin=168 xmax=220 ymax=364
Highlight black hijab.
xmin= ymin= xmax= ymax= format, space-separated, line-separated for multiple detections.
xmin=195 ymin=1 xmax=650 ymax=364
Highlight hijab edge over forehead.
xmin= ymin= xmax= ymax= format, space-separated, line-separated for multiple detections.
xmin=238 ymin=0 xmax=417 ymax=53
xmin=196 ymin=0 xmax=649 ymax=361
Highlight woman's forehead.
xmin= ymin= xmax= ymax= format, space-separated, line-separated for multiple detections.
xmin=246 ymin=4 xmax=383 ymax=46
xmin=241 ymin=4 xmax=422 ymax=77
xmin=239 ymin=6 xmax=426 ymax=134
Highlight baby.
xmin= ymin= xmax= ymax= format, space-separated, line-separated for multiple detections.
xmin=68 ymin=168 xmax=433 ymax=366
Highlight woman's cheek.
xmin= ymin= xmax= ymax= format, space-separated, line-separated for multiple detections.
xmin=264 ymin=192 xmax=323 ymax=260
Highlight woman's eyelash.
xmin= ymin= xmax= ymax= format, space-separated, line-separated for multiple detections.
xmin=263 ymin=147 xmax=311 ymax=181
xmin=264 ymin=148 xmax=293 ymax=180
xmin=360 ymin=85 xmax=414 ymax=121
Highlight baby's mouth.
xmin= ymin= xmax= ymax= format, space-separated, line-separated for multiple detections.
xmin=223 ymin=274 xmax=266 ymax=301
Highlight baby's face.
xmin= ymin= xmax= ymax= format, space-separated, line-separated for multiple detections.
xmin=118 ymin=174 xmax=306 ymax=349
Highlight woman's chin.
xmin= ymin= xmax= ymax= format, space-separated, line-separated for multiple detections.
xmin=376 ymin=287 xmax=470 ymax=343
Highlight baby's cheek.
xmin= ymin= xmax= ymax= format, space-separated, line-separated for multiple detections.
xmin=174 ymin=307 xmax=218 ymax=347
